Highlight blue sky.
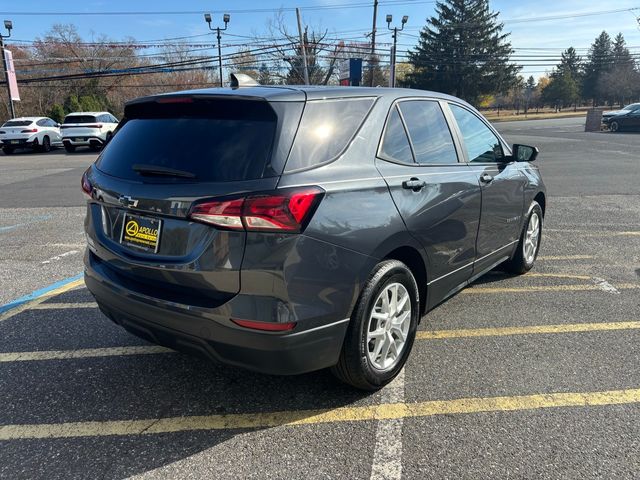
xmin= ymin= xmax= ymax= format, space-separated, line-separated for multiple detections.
xmin=3 ymin=0 xmax=640 ymax=78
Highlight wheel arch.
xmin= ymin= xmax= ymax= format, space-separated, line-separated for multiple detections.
xmin=382 ymin=245 xmax=428 ymax=317
xmin=534 ymin=191 xmax=546 ymax=217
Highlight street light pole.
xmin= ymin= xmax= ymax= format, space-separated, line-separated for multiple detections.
xmin=0 ymin=20 xmax=15 ymax=119
xmin=386 ymin=14 xmax=407 ymax=88
xmin=205 ymin=13 xmax=230 ymax=87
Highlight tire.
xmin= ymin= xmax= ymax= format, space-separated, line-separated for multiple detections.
xmin=32 ymin=138 xmax=40 ymax=151
xmin=41 ymin=136 xmax=51 ymax=152
xmin=105 ymin=131 xmax=113 ymax=143
xmin=64 ymin=144 xmax=76 ymax=153
xmin=331 ymin=259 xmax=420 ymax=390
xmin=2 ymin=146 xmax=13 ymax=155
xmin=610 ymin=121 xmax=619 ymax=132
xmin=504 ymin=201 xmax=543 ymax=274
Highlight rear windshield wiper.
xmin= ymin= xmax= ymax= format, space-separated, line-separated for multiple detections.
xmin=132 ymin=164 xmax=196 ymax=179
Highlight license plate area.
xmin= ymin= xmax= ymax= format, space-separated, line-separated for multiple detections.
xmin=120 ymin=213 xmax=162 ymax=253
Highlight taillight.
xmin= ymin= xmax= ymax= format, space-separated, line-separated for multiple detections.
xmin=189 ymin=187 xmax=324 ymax=233
xmin=231 ymin=318 xmax=297 ymax=332
xmin=21 ymin=128 xmax=38 ymax=133
xmin=81 ymin=170 xmax=92 ymax=199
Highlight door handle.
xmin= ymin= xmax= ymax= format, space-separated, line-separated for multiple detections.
xmin=402 ymin=178 xmax=426 ymax=192
xmin=480 ymin=173 xmax=494 ymax=184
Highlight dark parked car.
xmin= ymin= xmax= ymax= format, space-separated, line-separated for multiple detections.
xmin=603 ymin=103 xmax=640 ymax=132
xmin=82 ymin=85 xmax=545 ymax=390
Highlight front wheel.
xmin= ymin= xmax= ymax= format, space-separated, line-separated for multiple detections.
xmin=331 ymin=259 xmax=420 ymax=390
xmin=504 ymin=201 xmax=543 ymax=274
xmin=610 ymin=121 xmax=619 ymax=132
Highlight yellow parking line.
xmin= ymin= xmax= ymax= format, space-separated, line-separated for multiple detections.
xmin=0 ymin=345 xmax=173 ymax=363
xmin=538 ymin=255 xmax=594 ymax=261
xmin=0 ymin=279 xmax=85 ymax=322
xmin=1 ymin=387 xmax=638 ymax=440
xmin=417 ymin=321 xmax=640 ymax=340
xmin=30 ymin=302 xmax=97 ymax=310
xmin=524 ymin=273 xmax=592 ymax=280
xmin=462 ymin=284 xmax=639 ymax=294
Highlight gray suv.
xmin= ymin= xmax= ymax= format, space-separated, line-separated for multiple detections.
xmin=82 ymin=85 xmax=545 ymax=390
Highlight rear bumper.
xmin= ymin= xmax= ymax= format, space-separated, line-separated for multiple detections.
xmin=84 ymin=253 xmax=350 ymax=375
xmin=1 ymin=137 xmax=36 ymax=147
xmin=63 ymin=136 xmax=104 ymax=146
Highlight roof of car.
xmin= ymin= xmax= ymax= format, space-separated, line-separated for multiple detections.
xmin=130 ymin=85 xmax=468 ymax=106
xmin=4 ymin=117 xmax=48 ymax=122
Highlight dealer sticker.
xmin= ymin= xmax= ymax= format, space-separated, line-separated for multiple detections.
xmin=120 ymin=213 xmax=161 ymax=253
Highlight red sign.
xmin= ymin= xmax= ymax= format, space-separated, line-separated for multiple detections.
xmin=4 ymin=49 xmax=20 ymax=102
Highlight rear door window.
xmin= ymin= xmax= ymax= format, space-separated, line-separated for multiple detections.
xmin=96 ymin=99 xmax=278 ymax=183
xmin=285 ymin=97 xmax=375 ymax=172
xmin=379 ymin=106 xmax=414 ymax=164
xmin=398 ymin=101 xmax=458 ymax=165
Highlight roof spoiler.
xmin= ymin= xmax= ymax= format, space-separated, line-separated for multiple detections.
xmin=230 ymin=73 xmax=260 ymax=89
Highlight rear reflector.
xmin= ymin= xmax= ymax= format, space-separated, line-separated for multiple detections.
xmin=189 ymin=187 xmax=324 ymax=233
xmin=232 ymin=319 xmax=297 ymax=332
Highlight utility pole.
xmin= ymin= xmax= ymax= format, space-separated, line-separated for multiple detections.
xmin=0 ymin=20 xmax=15 ymax=119
xmin=370 ymin=0 xmax=378 ymax=87
xmin=296 ymin=8 xmax=310 ymax=85
xmin=204 ymin=13 xmax=230 ymax=87
xmin=386 ymin=14 xmax=408 ymax=88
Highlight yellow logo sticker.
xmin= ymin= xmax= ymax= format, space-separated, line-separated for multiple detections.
xmin=125 ymin=220 xmax=139 ymax=237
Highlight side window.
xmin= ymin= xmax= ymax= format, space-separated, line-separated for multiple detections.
xmin=99 ymin=114 xmax=108 ymax=123
xmin=450 ymin=104 xmax=504 ymax=163
xmin=285 ymin=97 xmax=374 ymax=172
xmin=379 ymin=106 xmax=414 ymax=164
xmin=36 ymin=119 xmax=47 ymax=127
xmin=110 ymin=115 xmax=119 ymax=123
xmin=398 ymin=101 xmax=458 ymax=165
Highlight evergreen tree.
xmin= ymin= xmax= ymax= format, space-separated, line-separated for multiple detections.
xmin=611 ymin=33 xmax=635 ymax=70
xmin=599 ymin=33 xmax=638 ymax=105
xmin=404 ymin=0 xmax=518 ymax=104
xmin=556 ymin=47 xmax=582 ymax=79
xmin=524 ymin=75 xmax=536 ymax=114
xmin=582 ymin=31 xmax=613 ymax=105
xmin=542 ymin=72 xmax=579 ymax=111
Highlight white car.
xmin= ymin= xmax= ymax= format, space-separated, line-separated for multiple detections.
xmin=0 ymin=117 xmax=62 ymax=154
xmin=61 ymin=112 xmax=119 ymax=153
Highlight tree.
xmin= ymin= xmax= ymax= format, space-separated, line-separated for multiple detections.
xmin=404 ymin=0 xmax=519 ymax=104
xmin=557 ymin=47 xmax=582 ymax=79
xmin=363 ymin=54 xmax=387 ymax=87
xmin=48 ymin=104 xmax=66 ymax=123
xmin=524 ymin=75 xmax=536 ymax=114
xmin=257 ymin=63 xmax=276 ymax=85
xmin=542 ymin=72 xmax=579 ymax=111
xmin=597 ymin=33 xmax=639 ymax=106
xmin=582 ymin=31 xmax=613 ymax=105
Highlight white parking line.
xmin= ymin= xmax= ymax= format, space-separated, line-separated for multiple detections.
xmin=370 ymin=369 xmax=405 ymax=480
xmin=592 ymin=277 xmax=620 ymax=294
xmin=41 ymin=250 xmax=79 ymax=265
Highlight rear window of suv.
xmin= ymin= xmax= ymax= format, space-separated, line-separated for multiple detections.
xmin=64 ymin=115 xmax=97 ymax=124
xmin=96 ymin=98 xmax=277 ymax=183
xmin=3 ymin=120 xmax=32 ymax=127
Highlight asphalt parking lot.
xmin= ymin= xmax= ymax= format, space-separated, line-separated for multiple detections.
xmin=0 ymin=118 xmax=639 ymax=479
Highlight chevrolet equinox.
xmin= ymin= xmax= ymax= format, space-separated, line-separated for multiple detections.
xmin=82 ymin=85 xmax=545 ymax=390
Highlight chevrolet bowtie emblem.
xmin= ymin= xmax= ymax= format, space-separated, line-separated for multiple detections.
xmin=118 ymin=195 xmax=139 ymax=208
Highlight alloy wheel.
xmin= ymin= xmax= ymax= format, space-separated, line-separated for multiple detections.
xmin=366 ymin=282 xmax=411 ymax=371
xmin=523 ymin=211 xmax=541 ymax=264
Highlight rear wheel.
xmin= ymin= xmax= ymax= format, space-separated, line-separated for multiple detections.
xmin=41 ymin=136 xmax=51 ymax=152
xmin=610 ymin=120 xmax=619 ymax=132
xmin=504 ymin=201 xmax=543 ymax=274
xmin=2 ymin=146 xmax=13 ymax=155
xmin=64 ymin=144 xmax=76 ymax=153
xmin=331 ymin=259 xmax=419 ymax=390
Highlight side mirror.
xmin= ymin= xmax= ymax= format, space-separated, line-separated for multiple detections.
xmin=513 ymin=144 xmax=539 ymax=162
xmin=56 ymin=123 xmax=61 ymax=128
